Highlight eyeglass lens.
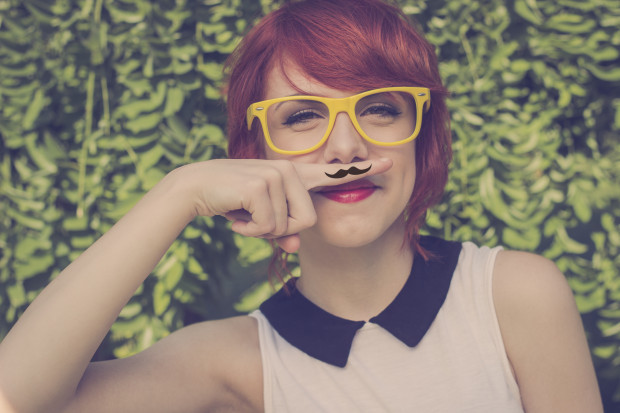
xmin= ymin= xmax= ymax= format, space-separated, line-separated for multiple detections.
xmin=265 ymin=91 xmax=417 ymax=152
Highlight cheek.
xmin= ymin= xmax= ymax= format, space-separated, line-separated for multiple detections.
xmin=394 ymin=144 xmax=417 ymax=201
xmin=264 ymin=146 xmax=323 ymax=163
xmin=386 ymin=141 xmax=415 ymax=177
xmin=405 ymin=146 xmax=417 ymax=186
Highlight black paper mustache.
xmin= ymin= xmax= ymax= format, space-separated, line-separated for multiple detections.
xmin=325 ymin=164 xmax=372 ymax=179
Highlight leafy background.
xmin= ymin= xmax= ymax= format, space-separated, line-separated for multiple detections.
xmin=0 ymin=0 xmax=618 ymax=408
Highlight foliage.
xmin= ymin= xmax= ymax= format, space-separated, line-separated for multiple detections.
xmin=0 ymin=0 xmax=618 ymax=407
xmin=0 ymin=0 xmax=275 ymax=358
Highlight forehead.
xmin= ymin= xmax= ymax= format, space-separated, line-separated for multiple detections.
xmin=263 ymin=61 xmax=356 ymax=100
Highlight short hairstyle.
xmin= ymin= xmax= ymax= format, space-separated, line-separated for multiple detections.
xmin=225 ymin=0 xmax=452 ymax=263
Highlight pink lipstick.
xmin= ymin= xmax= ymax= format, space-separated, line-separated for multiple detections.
xmin=317 ymin=179 xmax=377 ymax=204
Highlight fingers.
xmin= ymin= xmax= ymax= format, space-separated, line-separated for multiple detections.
xmin=263 ymin=168 xmax=289 ymax=236
xmin=274 ymin=161 xmax=317 ymax=236
xmin=229 ymin=167 xmax=289 ymax=238
xmin=230 ymin=180 xmax=277 ymax=237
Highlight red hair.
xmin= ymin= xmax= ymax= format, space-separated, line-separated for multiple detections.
xmin=224 ymin=0 xmax=452 ymax=278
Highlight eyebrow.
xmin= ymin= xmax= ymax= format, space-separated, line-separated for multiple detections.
xmin=272 ymin=93 xmax=324 ymax=111
xmin=273 ymin=94 xmax=303 ymax=111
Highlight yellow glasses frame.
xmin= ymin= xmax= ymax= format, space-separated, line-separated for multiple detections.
xmin=246 ymin=86 xmax=431 ymax=155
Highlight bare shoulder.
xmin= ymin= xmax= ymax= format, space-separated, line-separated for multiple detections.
xmin=164 ymin=315 xmax=262 ymax=387
xmin=492 ymin=250 xmax=574 ymax=314
xmin=172 ymin=314 xmax=260 ymax=362
xmin=170 ymin=315 xmax=263 ymax=410
xmin=143 ymin=315 xmax=263 ymax=411
xmin=492 ymin=250 xmax=603 ymax=412
xmin=67 ymin=316 xmax=262 ymax=413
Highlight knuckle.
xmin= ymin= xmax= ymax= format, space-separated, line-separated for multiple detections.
xmin=277 ymin=159 xmax=296 ymax=174
xmin=246 ymin=177 xmax=269 ymax=194
xmin=273 ymin=221 xmax=288 ymax=236
xmin=301 ymin=211 xmax=318 ymax=228
xmin=257 ymin=218 xmax=277 ymax=235
xmin=262 ymin=165 xmax=283 ymax=184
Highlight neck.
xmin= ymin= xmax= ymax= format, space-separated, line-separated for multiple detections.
xmin=295 ymin=218 xmax=414 ymax=321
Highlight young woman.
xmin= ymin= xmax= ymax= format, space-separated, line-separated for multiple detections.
xmin=0 ymin=0 xmax=603 ymax=412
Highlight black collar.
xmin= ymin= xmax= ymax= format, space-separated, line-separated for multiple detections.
xmin=259 ymin=236 xmax=462 ymax=367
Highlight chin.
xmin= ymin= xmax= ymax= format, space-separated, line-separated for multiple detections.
xmin=302 ymin=216 xmax=396 ymax=249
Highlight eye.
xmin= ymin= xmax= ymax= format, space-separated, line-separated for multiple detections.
xmin=282 ymin=109 xmax=325 ymax=126
xmin=360 ymin=103 xmax=402 ymax=118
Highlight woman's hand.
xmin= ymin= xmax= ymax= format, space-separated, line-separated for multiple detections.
xmin=176 ymin=158 xmax=393 ymax=253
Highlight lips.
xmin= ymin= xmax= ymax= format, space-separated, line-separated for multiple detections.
xmin=316 ymin=179 xmax=378 ymax=203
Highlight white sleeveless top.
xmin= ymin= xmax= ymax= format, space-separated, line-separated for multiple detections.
xmin=250 ymin=240 xmax=524 ymax=412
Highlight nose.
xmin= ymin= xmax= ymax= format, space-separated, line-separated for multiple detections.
xmin=322 ymin=112 xmax=369 ymax=164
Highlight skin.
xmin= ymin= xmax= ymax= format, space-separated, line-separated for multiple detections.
xmin=494 ymin=251 xmax=603 ymax=412
xmin=0 ymin=63 xmax=603 ymax=412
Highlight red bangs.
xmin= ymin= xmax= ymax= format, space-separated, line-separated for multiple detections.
xmin=272 ymin=0 xmax=442 ymax=93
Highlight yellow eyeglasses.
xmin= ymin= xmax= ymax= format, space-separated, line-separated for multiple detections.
xmin=246 ymin=86 xmax=431 ymax=155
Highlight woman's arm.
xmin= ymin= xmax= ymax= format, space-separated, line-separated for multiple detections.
xmin=0 ymin=158 xmax=391 ymax=412
xmin=0 ymin=165 xmax=200 ymax=412
xmin=493 ymin=250 xmax=603 ymax=412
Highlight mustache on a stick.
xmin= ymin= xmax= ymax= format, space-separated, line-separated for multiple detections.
xmin=325 ymin=164 xmax=372 ymax=179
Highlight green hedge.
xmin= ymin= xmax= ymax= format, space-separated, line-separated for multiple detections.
xmin=1 ymin=0 xmax=618 ymax=408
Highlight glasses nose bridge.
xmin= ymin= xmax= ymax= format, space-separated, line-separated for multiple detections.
xmin=328 ymin=96 xmax=358 ymax=125
xmin=324 ymin=96 xmax=366 ymax=150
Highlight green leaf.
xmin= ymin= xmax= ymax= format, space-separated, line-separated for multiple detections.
xmin=119 ymin=302 xmax=143 ymax=319
xmin=14 ymin=255 xmax=54 ymax=280
xmin=593 ymin=345 xmax=617 ymax=359
xmin=14 ymin=236 xmax=51 ymax=261
xmin=25 ymin=133 xmax=58 ymax=173
xmin=111 ymin=314 xmax=149 ymax=339
xmin=514 ymin=0 xmax=543 ymax=25
xmin=124 ymin=113 xmax=162 ymax=133
xmin=196 ymin=61 xmax=223 ymax=81
xmin=583 ymin=62 xmax=620 ymax=82
xmin=70 ymin=235 xmax=96 ymax=249
xmin=234 ymin=280 xmax=276 ymax=313
xmin=63 ymin=216 xmax=89 ymax=231
xmin=502 ymin=226 xmax=541 ymax=251
xmin=7 ymin=283 xmax=27 ymax=307
xmin=573 ymin=199 xmax=592 ymax=223
xmin=574 ymin=288 xmax=606 ymax=313
xmin=163 ymin=260 xmax=184 ymax=291
xmin=137 ymin=145 xmax=165 ymax=172
xmin=479 ymin=169 xmax=511 ymax=223
xmin=6 ymin=208 xmax=45 ymax=230
xmin=554 ymin=227 xmax=589 ymax=255
xmin=153 ymin=282 xmax=171 ymax=316
xmin=546 ymin=14 xmax=596 ymax=33
xmin=163 ymin=87 xmax=185 ymax=117
xmin=116 ymin=82 xmax=167 ymax=118
xmin=22 ymin=89 xmax=46 ymax=130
